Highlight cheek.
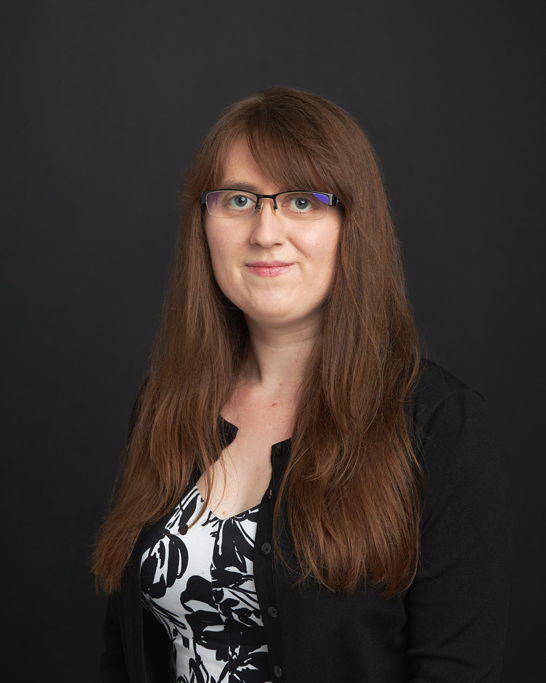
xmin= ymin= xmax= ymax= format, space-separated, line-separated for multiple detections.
xmin=206 ymin=221 xmax=245 ymax=259
xmin=301 ymin=228 xmax=339 ymax=271
xmin=207 ymin=235 xmax=223 ymax=271
xmin=323 ymin=218 xmax=341 ymax=265
xmin=204 ymin=227 xmax=224 ymax=287
xmin=314 ymin=230 xmax=340 ymax=291
xmin=205 ymin=221 xmax=226 ymax=262
xmin=205 ymin=228 xmax=244 ymax=294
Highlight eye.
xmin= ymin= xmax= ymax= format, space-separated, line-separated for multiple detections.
xmin=281 ymin=192 xmax=327 ymax=217
xmin=228 ymin=194 xmax=251 ymax=208
xmin=290 ymin=196 xmax=313 ymax=212
xmin=224 ymin=191 xmax=255 ymax=213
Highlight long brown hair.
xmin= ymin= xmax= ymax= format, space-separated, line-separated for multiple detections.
xmin=93 ymin=86 xmax=422 ymax=598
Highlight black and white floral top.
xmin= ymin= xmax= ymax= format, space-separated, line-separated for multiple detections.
xmin=140 ymin=484 xmax=271 ymax=683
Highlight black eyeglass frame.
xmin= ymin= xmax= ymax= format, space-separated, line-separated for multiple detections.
xmin=200 ymin=189 xmax=342 ymax=216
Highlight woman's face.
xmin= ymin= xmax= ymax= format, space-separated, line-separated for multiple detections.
xmin=204 ymin=138 xmax=342 ymax=333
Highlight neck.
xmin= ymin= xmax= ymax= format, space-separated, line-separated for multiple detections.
xmin=242 ymin=316 xmax=321 ymax=394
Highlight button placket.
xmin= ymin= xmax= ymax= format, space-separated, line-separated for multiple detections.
xmin=258 ymin=450 xmax=289 ymax=683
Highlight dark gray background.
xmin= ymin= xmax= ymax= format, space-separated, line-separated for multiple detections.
xmin=1 ymin=1 xmax=544 ymax=680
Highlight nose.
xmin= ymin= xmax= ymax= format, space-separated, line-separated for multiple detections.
xmin=250 ymin=197 xmax=286 ymax=248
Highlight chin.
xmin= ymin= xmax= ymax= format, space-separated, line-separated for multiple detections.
xmin=246 ymin=308 xmax=295 ymax=324
xmin=246 ymin=305 xmax=324 ymax=330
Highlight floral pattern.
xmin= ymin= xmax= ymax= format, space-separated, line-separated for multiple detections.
xmin=141 ymin=486 xmax=271 ymax=683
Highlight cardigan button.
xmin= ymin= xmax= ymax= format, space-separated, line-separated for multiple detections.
xmin=267 ymin=606 xmax=278 ymax=618
xmin=273 ymin=665 xmax=283 ymax=677
xmin=261 ymin=542 xmax=272 ymax=555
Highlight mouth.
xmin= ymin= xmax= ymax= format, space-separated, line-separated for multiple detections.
xmin=245 ymin=261 xmax=294 ymax=278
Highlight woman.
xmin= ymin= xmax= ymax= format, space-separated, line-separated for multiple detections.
xmin=94 ymin=87 xmax=511 ymax=683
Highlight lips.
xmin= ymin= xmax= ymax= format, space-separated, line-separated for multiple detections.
xmin=245 ymin=261 xmax=294 ymax=277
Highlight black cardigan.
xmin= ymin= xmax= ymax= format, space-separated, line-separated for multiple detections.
xmin=100 ymin=361 xmax=512 ymax=682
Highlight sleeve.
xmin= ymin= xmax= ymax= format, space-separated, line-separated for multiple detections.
xmin=100 ymin=592 xmax=130 ymax=683
xmin=405 ymin=387 xmax=512 ymax=682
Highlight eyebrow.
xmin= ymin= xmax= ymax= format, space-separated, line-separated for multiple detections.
xmin=218 ymin=181 xmax=262 ymax=193
xmin=218 ymin=180 xmax=297 ymax=194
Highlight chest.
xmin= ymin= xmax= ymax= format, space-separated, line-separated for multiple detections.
xmin=197 ymin=394 xmax=293 ymax=519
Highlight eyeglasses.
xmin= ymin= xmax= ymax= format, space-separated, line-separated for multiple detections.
xmin=201 ymin=189 xmax=341 ymax=220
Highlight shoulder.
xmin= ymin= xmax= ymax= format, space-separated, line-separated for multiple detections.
xmin=409 ymin=358 xmax=504 ymax=493
xmin=409 ymin=359 xmax=508 ymax=520
xmin=411 ymin=358 xmax=483 ymax=431
xmin=410 ymin=359 xmax=496 ymax=459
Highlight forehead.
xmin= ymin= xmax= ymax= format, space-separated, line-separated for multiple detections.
xmin=214 ymin=132 xmax=327 ymax=195
xmin=219 ymin=137 xmax=279 ymax=192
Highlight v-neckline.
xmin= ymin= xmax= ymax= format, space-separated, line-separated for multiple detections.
xmin=194 ymin=485 xmax=260 ymax=522
xmin=219 ymin=415 xmax=292 ymax=450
